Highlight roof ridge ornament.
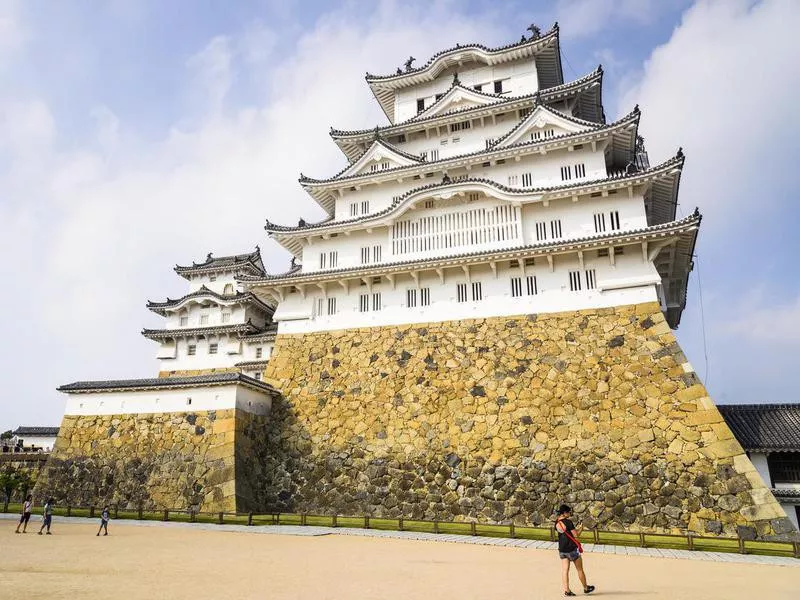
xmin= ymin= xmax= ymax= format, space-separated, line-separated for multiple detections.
xmin=442 ymin=173 xmax=451 ymax=184
xmin=527 ymin=24 xmax=541 ymax=40
xmin=404 ymin=56 xmax=416 ymax=72
xmin=373 ymin=125 xmax=381 ymax=141
xmin=452 ymin=71 xmax=460 ymax=86
xmin=677 ymin=146 xmax=684 ymax=158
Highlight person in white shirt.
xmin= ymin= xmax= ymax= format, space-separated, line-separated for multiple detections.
xmin=15 ymin=495 xmax=33 ymax=533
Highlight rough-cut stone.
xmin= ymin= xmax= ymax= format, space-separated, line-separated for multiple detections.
xmin=35 ymin=409 xmax=270 ymax=513
xmin=261 ymin=302 xmax=793 ymax=539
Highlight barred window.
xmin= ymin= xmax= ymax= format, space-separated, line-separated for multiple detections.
xmin=560 ymin=165 xmax=572 ymax=181
xmin=328 ymin=251 xmax=338 ymax=268
xmin=372 ymin=293 xmax=381 ymax=311
xmin=256 ymin=347 xmax=263 ymax=359
xmin=594 ymin=213 xmax=606 ymax=233
xmin=535 ymin=221 xmax=547 ymax=241
xmin=327 ymin=297 xmax=337 ymax=315
xmin=511 ymin=277 xmax=523 ymax=297
xmin=361 ymin=247 xmax=370 ymax=264
xmin=406 ymin=288 xmax=417 ymax=308
xmin=575 ymin=163 xmax=586 ymax=178
xmin=187 ymin=344 xmax=196 ymax=356
xmin=472 ymin=281 xmax=483 ymax=301
xmin=359 ymin=294 xmax=369 ymax=313
xmin=569 ymin=270 xmax=582 ymax=292
xmin=609 ymin=210 xmax=621 ymax=230
xmin=420 ymin=287 xmax=431 ymax=306
xmin=521 ymin=172 xmax=532 ymax=187
xmin=550 ymin=219 xmax=562 ymax=238
xmin=361 ymin=200 xmax=369 ymax=214
xmin=372 ymin=245 xmax=382 ymax=262
xmin=456 ymin=283 xmax=468 ymax=302
xmin=585 ymin=269 xmax=597 ymax=290
xmin=526 ymin=275 xmax=538 ymax=295
xmin=209 ymin=343 xmax=218 ymax=355
xmin=350 ymin=202 xmax=358 ymax=217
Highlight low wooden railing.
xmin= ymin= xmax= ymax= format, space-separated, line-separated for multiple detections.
xmin=2 ymin=502 xmax=797 ymax=559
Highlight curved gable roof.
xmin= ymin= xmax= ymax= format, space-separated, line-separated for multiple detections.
xmin=493 ymin=103 xmax=609 ymax=149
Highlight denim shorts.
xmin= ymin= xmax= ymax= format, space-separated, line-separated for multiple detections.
xmin=559 ymin=549 xmax=581 ymax=561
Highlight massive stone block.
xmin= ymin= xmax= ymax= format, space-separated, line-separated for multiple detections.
xmin=262 ymin=301 xmax=795 ymax=539
xmin=35 ymin=409 xmax=271 ymax=513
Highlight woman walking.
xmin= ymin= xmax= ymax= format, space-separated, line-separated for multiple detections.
xmin=555 ymin=504 xmax=594 ymax=596
xmin=37 ymin=498 xmax=54 ymax=535
xmin=15 ymin=495 xmax=33 ymax=533
xmin=96 ymin=506 xmax=110 ymax=536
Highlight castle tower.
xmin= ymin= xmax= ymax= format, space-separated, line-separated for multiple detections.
xmin=147 ymin=249 xmax=277 ymax=379
xmin=244 ymin=24 xmax=796 ymax=538
xmin=36 ymin=249 xmax=280 ymax=513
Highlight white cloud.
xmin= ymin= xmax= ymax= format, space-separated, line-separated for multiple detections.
xmin=720 ymin=292 xmax=800 ymax=345
xmin=0 ymin=0 xmax=27 ymax=60
xmin=555 ymin=0 xmax=671 ymax=39
xmin=0 ymin=1 xmax=510 ymax=427
xmin=619 ymin=0 xmax=800 ymax=224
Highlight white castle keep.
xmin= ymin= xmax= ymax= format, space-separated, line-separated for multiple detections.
xmin=242 ymin=24 xmax=698 ymax=337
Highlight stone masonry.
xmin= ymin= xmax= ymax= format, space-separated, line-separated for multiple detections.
xmin=35 ymin=408 xmax=271 ymax=513
xmin=262 ymin=302 xmax=796 ymax=540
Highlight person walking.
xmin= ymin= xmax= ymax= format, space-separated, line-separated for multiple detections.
xmin=15 ymin=495 xmax=33 ymax=533
xmin=37 ymin=498 xmax=54 ymax=535
xmin=96 ymin=506 xmax=110 ymax=536
xmin=555 ymin=504 xmax=594 ymax=596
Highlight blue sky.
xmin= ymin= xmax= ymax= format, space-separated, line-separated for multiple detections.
xmin=1 ymin=0 xmax=798 ymax=429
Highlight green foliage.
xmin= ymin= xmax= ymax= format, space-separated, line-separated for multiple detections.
xmin=0 ymin=430 xmax=12 ymax=441
xmin=0 ymin=466 xmax=35 ymax=502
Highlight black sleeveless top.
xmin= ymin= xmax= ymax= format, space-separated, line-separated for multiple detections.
xmin=557 ymin=518 xmax=577 ymax=553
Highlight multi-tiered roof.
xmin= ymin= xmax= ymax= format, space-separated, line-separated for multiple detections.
xmin=246 ymin=23 xmax=699 ymax=328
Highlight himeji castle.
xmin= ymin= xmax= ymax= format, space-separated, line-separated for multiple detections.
xmin=247 ymin=25 xmax=697 ymax=334
xmin=40 ymin=23 xmax=797 ymax=539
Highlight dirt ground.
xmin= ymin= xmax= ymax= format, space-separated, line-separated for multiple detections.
xmin=0 ymin=521 xmax=796 ymax=599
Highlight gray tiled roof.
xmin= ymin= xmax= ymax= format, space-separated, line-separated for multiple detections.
xmin=141 ymin=322 xmax=262 ymax=340
xmin=57 ymin=373 xmax=278 ymax=395
xmin=146 ymin=286 xmax=274 ymax=316
xmin=12 ymin=426 xmax=60 ymax=436
xmin=174 ymin=248 xmax=266 ymax=278
xmin=718 ymin=404 xmax=800 ymax=452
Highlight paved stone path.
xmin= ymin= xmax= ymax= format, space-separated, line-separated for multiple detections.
xmin=3 ymin=513 xmax=797 ymax=567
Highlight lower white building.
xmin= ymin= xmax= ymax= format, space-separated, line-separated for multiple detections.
xmin=720 ymin=404 xmax=800 ymax=529
xmin=11 ymin=426 xmax=60 ymax=452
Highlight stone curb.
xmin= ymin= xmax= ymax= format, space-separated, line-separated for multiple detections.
xmin=2 ymin=514 xmax=796 ymax=567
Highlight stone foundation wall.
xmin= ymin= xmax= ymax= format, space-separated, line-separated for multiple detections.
xmin=263 ymin=302 xmax=796 ymax=539
xmin=35 ymin=409 xmax=240 ymax=512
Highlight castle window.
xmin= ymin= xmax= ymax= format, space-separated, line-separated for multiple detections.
xmin=187 ymin=344 xmax=197 ymax=356
xmin=417 ymin=98 xmax=425 ymax=113
xmin=209 ymin=343 xmax=218 ymax=355
xmin=452 ymin=137 xmax=460 ymax=144
xmin=585 ymin=269 xmax=597 ymax=290
xmin=550 ymin=219 xmax=562 ymax=239
xmin=467 ymin=192 xmax=480 ymax=202
xmin=221 ymin=312 xmax=231 ymax=323
xmin=535 ymin=221 xmax=547 ymax=241
xmin=594 ymin=213 xmax=606 ymax=233
xmin=372 ymin=293 xmax=382 ymax=311
xmin=474 ymin=84 xmax=482 ymax=92
xmin=456 ymin=283 xmax=468 ymax=303
xmin=361 ymin=200 xmax=369 ymax=214
xmin=521 ymin=172 xmax=532 ymax=187
xmin=429 ymin=149 xmax=439 ymax=160
xmin=560 ymin=165 xmax=573 ymax=181
xmin=179 ymin=316 xmax=189 ymax=327
xmin=372 ymin=245 xmax=382 ymax=263
xmin=610 ymin=210 xmax=621 ymax=230
xmin=327 ymin=297 xmax=337 ymax=315
xmin=508 ymin=174 xmax=519 ymax=186
xmin=424 ymin=200 xmax=434 ymax=209
xmin=256 ymin=347 xmax=263 ymax=359
xmin=186 ymin=398 xmax=192 ymax=405
xmin=494 ymin=80 xmax=503 ymax=93
xmin=350 ymin=202 xmax=358 ymax=217
xmin=518 ymin=107 xmax=532 ymax=119
xmin=209 ymin=275 xmax=217 ymax=282
xmin=406 ymin=288 xmax=417 ymax=308
xmin=450 ymin=120 xmax=471 ymax=132
xmin=223 ymin=283 xmax=234 ymax=295
xmin=328 ymin=251 xmax=338 ymax=268
xmin=575 ymin=163 xmax=586 ymax=178
xmin=471 ymin=281 xmax=483 ymax=301
xmin=359 ymin=294 xmax=369 ymax=313
xmin=527 ymin=275 xmax=538 ymax=295
xmin=485 ymin=138 xmax=497 ymax=149
xmin=569 ymin=270 xmax=582 ymax=292
xmin=319 ymin=253 xmax=327 ymax=269
xmin=511 ymin=277 xmax=523 ymax=298
xmin=361 ymin=247 xmax=370 ymax=264
xmin=316 ymin=298 xmax=324 ymax=316
xmin=420 ymin=287 xmax=431 ymax=306
xmin=254 ymin=372 xmax=262 ymax=381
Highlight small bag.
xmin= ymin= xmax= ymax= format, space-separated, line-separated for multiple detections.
xmin=556 ymin=519 xmax=583 ymax=554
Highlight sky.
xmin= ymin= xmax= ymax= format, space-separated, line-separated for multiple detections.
xmin=1 ymin=0 xmax=799 ymax=430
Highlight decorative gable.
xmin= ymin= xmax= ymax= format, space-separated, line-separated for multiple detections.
xmin=493 ymin=105 xmax=599 ymax=149
xmin=414 ymin=85 xmax=498 ymax=120
xmin=342 ymin=140 xmax=423 ymax=179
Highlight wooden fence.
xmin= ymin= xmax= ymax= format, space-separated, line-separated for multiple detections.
xmin=3 ymin=503 xmax=798 ymax=559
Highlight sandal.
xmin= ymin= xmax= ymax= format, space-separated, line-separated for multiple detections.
xmin=584 ymin=585 xmax=595 ymax=594
xmin=565 ymin=593 xmax=576 ymax=597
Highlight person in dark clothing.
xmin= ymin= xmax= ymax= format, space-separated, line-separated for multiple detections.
xmin=555 ymin=504 xmax=594 ymax=596
xmin=15 ymin=495 xmax=33 ymax=533
xmin=97 ymin=506 xmax=110 ymax=536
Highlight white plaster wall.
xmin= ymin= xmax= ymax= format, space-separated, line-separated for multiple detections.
xmin=241 ymin=340 xmax=274 ymax=362
xmin=332 ymin=143 xmax=611 ymax=224
xmin=187 ymin=270 xmax=241 ymax=294
xmin=15 ymin=435 xmax=57 ymax=451
xmin=277 ymin=256 xmax=660 ymax=334
xmin=749 ymin=452 xmax=773 ymax=487
xmin=158 ymin=335 xmax=243 ymax=372
xmin=310 ymin=190 xmax=647 ymax=275
xmin=394 ymin=59 xmax=538 ymax=122
xmin=63 ymin=384 xmax=272 ymax=417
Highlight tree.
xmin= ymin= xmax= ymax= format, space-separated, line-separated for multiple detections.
xmin=0 ymin=466 xmax=19 ymax=511
xmin=0 ymin=430 xmax=12 ymax=441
